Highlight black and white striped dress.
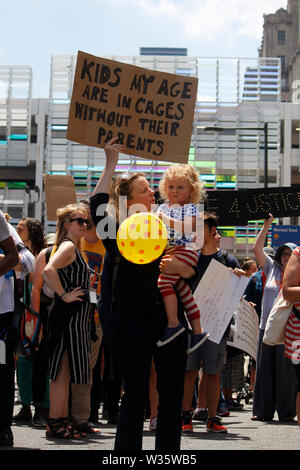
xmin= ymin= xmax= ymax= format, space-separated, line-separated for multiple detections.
xmin=47 ymin=242 xmax=93 ymax=384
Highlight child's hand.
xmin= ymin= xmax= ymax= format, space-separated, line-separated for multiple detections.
xmin=159 ymin=255 xmax=174 ymax=274
xmin=160 ymin=255 xmax=195 ymax=279
xmin=160 ymin=254 xmax=183 ymax=275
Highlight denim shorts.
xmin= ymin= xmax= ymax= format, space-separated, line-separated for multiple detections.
xmin=186 ymin=336 xmax=228 ymax=374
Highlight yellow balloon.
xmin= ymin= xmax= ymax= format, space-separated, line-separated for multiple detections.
xmin=117 ymin=212 xmax=168 ymax=264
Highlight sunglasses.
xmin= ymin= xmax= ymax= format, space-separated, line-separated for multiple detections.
xmin=69 ymin=217 xmax=88 ymax=226
xmin=119 ymin=172 xmax=134 ymax=179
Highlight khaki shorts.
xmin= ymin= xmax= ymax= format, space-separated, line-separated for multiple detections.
xmin=186 ymin=336 xmax=227 ymax=374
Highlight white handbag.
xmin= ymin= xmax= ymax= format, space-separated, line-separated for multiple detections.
xmin=263 ymin=290 xmax=293 ymax=346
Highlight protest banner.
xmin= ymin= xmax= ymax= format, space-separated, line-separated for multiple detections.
xmin=227 ymin=298 xmax=259 ymax=360
xmin=204 ymin=186 xmax=300 ymax=225
xmin=66 ymin=51 xmax=198 ymax=164
xmin=43 ymin=174 xmax=77 ymax=221
xmin=193 ymin=259 xmax=249 ymax=344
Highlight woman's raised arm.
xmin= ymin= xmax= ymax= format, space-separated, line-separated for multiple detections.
xmin=253 ymin=213 xmax=274 ymax=269
xmin=92 ymin=137 xmax=126 ymax=195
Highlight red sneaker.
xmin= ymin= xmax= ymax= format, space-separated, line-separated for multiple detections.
xmin=182 ymin=421 xmax=193 ymax=432
xmin=182 ymin=414 xmax=193 ymax=433
xmin=207 ymin=416 xmax=228 ymax=433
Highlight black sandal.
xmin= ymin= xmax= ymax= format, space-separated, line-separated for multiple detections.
xmin=46 ymin=418 xmax=80 ymax=439
xmin=76 ymin=422 xmax=101 ymax=435
xmin=60 ymin=417 xmax=82 ymax=438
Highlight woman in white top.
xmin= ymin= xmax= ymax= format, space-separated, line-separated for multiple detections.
xmin=252 ymin=214 xmax=298 ymax=422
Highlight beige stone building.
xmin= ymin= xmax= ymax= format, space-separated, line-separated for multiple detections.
xmin=259 ymin=0 xmax=300 ymax=101
xmin=260 ymin=0 xmax=300 ymax=203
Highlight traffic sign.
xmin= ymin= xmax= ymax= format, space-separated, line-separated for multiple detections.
xmin=271 ymin=225 xmax=300 ymax=248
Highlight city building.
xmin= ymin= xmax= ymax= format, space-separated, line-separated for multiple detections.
xmin=0 ymin=65 xmax=39 ymax=219
xmin=259 ymin=0 xmax=299 ymax=101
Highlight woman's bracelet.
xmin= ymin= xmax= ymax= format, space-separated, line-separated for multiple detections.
xmin=58 ymin=291 xmax=67 ymax=300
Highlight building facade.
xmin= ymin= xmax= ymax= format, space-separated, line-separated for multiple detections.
xmin=259 ymin=0 xmax=300 ymax=101
xmin=260 ymin=0 xmax=300 ymax=209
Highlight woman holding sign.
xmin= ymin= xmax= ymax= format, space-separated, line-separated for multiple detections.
xmin=90 ymin=138 xmax=191 ymax=451
xmin=252 ymin=214 xmax=298 ymax=422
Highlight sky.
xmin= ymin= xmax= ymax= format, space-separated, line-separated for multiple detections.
xmin=1 ymin=0 xmax=288 ymax=98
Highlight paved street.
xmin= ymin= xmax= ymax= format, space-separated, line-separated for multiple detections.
xmin=2 ymin=402 xmax=299 ymax=453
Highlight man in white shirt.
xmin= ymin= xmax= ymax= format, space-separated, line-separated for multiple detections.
xmin=0 ymin=210 xmax=19 ymax=447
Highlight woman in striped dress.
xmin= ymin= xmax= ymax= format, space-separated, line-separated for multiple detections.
xmin=282 ymin=246 xmax=300 ymax=427
xmin=42 ymin=204 xmax=93 ymax=439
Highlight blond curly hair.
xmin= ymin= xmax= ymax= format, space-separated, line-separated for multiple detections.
xmin=159 ymin=164 xmax=206 ymax=204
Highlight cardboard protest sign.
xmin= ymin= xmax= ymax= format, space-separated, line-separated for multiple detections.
xmin=67 ymin=51 xmax=198 ymax=164
xmin=193 ymin=259 xmax=249 ymax=344
xmin=227 ymin=298 xmax=259 ymax=360
xmin=43 ymin=174 xmax=77 ymax=221
xmin=204 ymin=186 xmax=300 ymax=225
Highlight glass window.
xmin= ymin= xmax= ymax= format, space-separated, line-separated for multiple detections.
xmin=277 ymin=30 xmax=285 ymax=45
xmin=278 ymin=56 xmax=285 ymax=69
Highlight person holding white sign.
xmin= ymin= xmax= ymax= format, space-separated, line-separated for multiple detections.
xmin=219 ymin=257 xmax=258 ymax=413
xmin=178 ymin=213 xmax=241 ymax=433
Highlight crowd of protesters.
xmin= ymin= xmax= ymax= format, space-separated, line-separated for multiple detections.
xmin=0 ymin=139 xmax=300 ymax=449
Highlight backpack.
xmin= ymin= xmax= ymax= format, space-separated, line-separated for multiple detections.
xmin=20 ymin=302 xmax=41 ymax=357
xmin=7 ymin=243 xmax=33 ymax=357
xmin=18 ymin=246 xmax=53 ymax=357
xmin=218 ymin=249 xmax=230 ymax=267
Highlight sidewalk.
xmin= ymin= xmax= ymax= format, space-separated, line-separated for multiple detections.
xmin=4 ymin=402 xmax=299 ymax=452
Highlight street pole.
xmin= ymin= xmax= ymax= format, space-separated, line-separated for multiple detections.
xmin=264 ymin=122 xmax=268 ymax=188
